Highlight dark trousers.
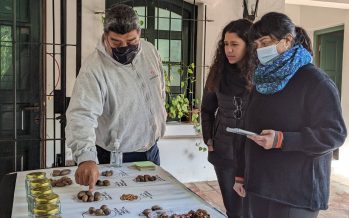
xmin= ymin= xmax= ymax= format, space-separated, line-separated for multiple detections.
xmin=96 ymin=143 xmax=160 ymax=165
xmin=248 ymin=194 xmax=319 ymax=218
xmin=214 ymin=166 xmax=243 ymax=218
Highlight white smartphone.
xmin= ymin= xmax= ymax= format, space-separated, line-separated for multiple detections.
xmin=226 ymin=127 xmax=258 ymax=136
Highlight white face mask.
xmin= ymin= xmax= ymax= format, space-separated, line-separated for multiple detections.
xmin=256 ymin=43 xmax=280 ymax=65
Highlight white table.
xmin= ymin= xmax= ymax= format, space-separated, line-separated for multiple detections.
xmin=12 ymin=163 xmax=226 ymax=217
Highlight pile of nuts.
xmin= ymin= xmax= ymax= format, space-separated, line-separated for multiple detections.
xmin=96 ymin=179 xmax=111 ymax=186
xmin=120 ymin=194 xmax=138 ymax=201
xmin=77 ymin=191 xmax=102 ymax=202
xmin=159 ymin=209 xmax=210 ymax=218
xmin=141 ymin=205 xmax=163 ymax=217
xmin=50 ymin=176 xmax=73 ymax=187
xmin=135 ymin=175 xmax=157 ymax=182
xmin=88 ymin=205 xmax=111 ymax=216
xmin=101 ymin=170 xmax=113 ymax=177
xmin=52 ymin=169 xmax=71 ymax=177
xmin=141 ymin=208 xmax=210 ymax=218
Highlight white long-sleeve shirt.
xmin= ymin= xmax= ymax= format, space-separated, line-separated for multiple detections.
xmin=65 ymin=39 xmax=167 ymax=165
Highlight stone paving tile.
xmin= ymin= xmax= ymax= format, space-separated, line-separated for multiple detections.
xmin=207 ymin=180 xmax=219 ymax=186
xmin=194 ymin=181 xmax=214 ymax=192
xmin=186 ymin=175 xmax=349 ymax=218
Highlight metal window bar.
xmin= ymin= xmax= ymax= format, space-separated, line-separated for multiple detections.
xmin=12 ymin=0 xmax=18 ymax=171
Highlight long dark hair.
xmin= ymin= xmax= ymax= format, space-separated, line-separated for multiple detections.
xmin=249 ymin=12 xmax=313 ymax=54
xmin=206 ymin=19 xmax=253 ymax=92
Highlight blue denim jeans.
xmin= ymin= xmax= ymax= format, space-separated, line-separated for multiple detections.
xmin=96 ymin=142 xmax=160 ymax=166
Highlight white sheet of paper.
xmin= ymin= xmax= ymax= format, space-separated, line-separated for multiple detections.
xmin=12 ymin=164 xmax=226 ymax=218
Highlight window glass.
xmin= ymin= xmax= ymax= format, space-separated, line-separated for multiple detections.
xmin=0 ymin=26 xmax=13 ymax=89
xmin=134 ymin=6 xmax=146 ymax=29
xmin=155 ymin=39 xmax=181 ymax=62
xmin=155 ymin=8 xmax=181 ymax=31
xmin=169 ymin=64 xmax=181 ymax=86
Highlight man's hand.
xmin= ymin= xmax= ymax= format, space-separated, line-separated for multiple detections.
xmin=75 ymin=161 xmax=99 ymax=191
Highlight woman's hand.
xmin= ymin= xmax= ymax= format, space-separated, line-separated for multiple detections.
xmin=233 ymin=182 xmax=246 ymax=197
xmin=207 ymin=139 xmax=214 ymax=151
xmin=247 ymin=129 xmax=276 ymax=150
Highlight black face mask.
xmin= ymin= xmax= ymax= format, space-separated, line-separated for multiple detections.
xmin=111 ymin=44 xmax=139 ymax=65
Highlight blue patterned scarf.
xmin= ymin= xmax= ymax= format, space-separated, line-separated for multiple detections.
xmin=254 ymin=45 xmax=312 ymax=95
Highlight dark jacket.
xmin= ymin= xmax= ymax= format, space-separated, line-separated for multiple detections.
xmin=243 ymin=64 xmax=347 ymax=210
xmin=201 ymin=64 xmax=250 ymax=168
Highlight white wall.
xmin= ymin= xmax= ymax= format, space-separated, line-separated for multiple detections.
xmin=158 ymin=124 xmax=215 ymax=183
xmin=285 ymin=4 xmax=349 ymax=161
xmin=45 ymin=0 xmax=62 ymax=168
xmin=65 ymin=0 xmax=105 ymax=97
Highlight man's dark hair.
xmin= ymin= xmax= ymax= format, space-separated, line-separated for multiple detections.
xmin=104 ymin=4 xmax=140 ymax=34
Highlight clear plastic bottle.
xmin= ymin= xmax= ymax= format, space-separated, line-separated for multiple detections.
xmin=110 ymin=150 xmax=123 ymax=167
xmin=110 ymin=138 xmax=123 ymax=167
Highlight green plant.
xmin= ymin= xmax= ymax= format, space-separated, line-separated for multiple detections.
xmin=165 ymin=63 xmax=198 ymax=121
xmin=164 ymin=63 xmax=206 ymax=152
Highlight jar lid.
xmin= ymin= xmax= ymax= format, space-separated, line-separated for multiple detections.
xmin=31 ymin=186 xmax=53 ymax=196
xmin=35 ymin=193 xmax=60 ymax=204
xmin=26 ymin=172 xmax=46 ymax=180
xmin=32 ymin=204 xmax=59 ymax=215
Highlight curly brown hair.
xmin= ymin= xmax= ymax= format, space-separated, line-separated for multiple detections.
xmin=205 ymin=19 xmax=253 ymax=92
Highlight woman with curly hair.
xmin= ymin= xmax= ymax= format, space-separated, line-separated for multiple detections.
xmin=201 ymin=19 xmax=253 ymax=218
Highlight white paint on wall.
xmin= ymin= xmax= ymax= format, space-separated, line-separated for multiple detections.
xmin=81 ymin=0 xmax=105 ymax=66
xmin=66 ymin=0 xmax=77 ymax=97
xmin=45 ymin=0 xmax=62 ymax=168
xmin=284 ymin=4 xmax=301 ymax=25
xmin=158 ymin=123 xmax=216 ymax=183
xmin=286 ymin=0 xmax=349 ymax=10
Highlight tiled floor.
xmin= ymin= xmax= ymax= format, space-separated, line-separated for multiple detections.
xmin=185 ymin=173 xmax=349 ymax=218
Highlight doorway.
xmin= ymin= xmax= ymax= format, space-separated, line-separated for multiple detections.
xmin=314 ymin=25 xmax=344 ymax=160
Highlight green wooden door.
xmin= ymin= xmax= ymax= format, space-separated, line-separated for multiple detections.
xmin=319 ymin=30 xmax=344 ymax=95
xmin=316 ymin=29 xmax=344 ymax=160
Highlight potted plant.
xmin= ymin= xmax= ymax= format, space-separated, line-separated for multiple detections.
xmin=164 ymin=63 xmax=206 ymax=151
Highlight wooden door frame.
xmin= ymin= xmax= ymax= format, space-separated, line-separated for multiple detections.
xmin=313 ymin=24 xmax=344 ymax=66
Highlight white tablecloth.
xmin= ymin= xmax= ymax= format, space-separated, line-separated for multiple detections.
xmin=12 ymin=163 xmax=226 ymax=217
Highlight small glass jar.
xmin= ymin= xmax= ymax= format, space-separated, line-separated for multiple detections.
xmin=28 ymin=186 xmax=53 ymax=213
xmin=25 ymin=172 xmax=46 ymax=193
xmin=26 ymin=178 xmax=51 ymax=196
xmin=33 ymin=193 xmax=60 ymax=210
xmin=31 ymin=204 xmax=61 ymax=218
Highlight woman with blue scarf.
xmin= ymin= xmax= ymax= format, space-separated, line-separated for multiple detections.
xmin=233 ymin=12 xmax=347 ymax=218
